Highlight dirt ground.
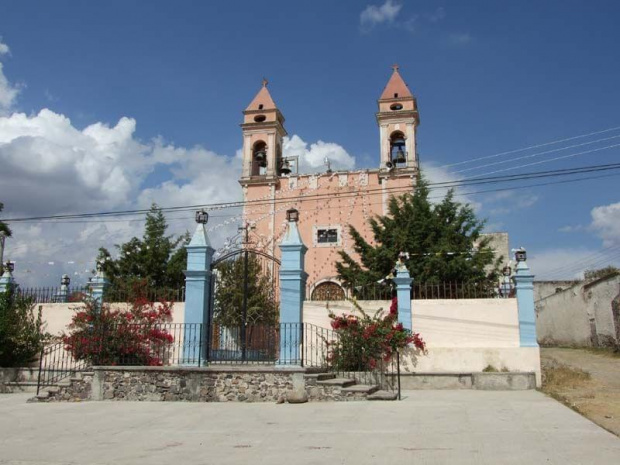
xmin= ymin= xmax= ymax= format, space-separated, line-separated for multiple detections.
xmin=541 ymin=347 xmax=620 ymax=437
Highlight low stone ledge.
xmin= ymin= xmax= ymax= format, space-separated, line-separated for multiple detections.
xmin=92 ymin=365 xmax=306 ymax=374
xmin=472 ymin=372 xmax=536 ymax=390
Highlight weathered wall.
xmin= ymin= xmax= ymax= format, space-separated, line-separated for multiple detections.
xmin=304 ymin=298 xmax=541 ymax=386
xmin=35 ymin=302 xmax=185 ymax=336
xmin=536 ymin=274 xmax=620 ymax=347
xmin=534 ymin=280 xmax=579 ymax=302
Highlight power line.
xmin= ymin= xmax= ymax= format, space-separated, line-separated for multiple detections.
xmin=6 ymin=162 xmax=620 ymax=224
xmin=452 ymin=134 xmax=620 ymax=174
xmin=439 ymin=125 xmax=620 ymax=168
xmin=461 ymin=143 xmax=620 ymax=179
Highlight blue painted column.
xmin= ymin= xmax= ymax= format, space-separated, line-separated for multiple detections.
xmin=90 ymin=263 xmax=110 ymax=306
xmin=278 ymin=211 xmax=308 ymax=365
xmin=0 ymin=265 xmax=15 ymax=294
xmin=513 ymin=250 xmax=538 ymax=347
xmin=183 ymin=221 xmax=214 ymax=364
xmin=392 ymin=260 xmax=413 ymax=332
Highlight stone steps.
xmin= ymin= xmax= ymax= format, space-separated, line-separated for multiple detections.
xmin=316 ymin=377 xmax=356 ymax=388
xmin=341 ymin=384 xmax=379 ymax=395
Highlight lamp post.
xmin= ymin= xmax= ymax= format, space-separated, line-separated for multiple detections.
xmin=195 ymin=209 xmax=209 ymax=224
xmin=0 ymin=260 xmax=15 ymax=293
xmin=58 ymin=274 xmax=70 ymax=303
xmin=286 ymin=208 xmax=299 ymax=223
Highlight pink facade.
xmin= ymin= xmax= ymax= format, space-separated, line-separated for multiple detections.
xmin=240 ymin=68 xmax=420 ymax=298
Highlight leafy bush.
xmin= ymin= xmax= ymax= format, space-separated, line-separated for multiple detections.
xmin=63 ymin=288 xmax=174 ymax=366
xmin=0 ymin=288 xmax=48 ymax=367
xmin=327 ymin=297 xmax=426 ymax=371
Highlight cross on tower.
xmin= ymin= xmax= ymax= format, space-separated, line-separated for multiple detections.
xmin=392 ymin=63 xmax=399 ymax=72
xmin=262 ymin=77 xmax=268 ymax=87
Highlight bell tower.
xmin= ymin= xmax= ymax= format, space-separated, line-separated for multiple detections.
xmin=240 ymin=79 xmax=288 ymax=184
xmin=376 ymin=65 xmax=419 ymax=172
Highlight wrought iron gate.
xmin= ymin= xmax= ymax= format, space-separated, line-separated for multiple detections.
xmin=207 ymin=248 xmax=280 ymax=363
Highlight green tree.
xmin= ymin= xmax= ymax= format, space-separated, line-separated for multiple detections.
xmin=0 ymin=202 xmax=11 ymax=239
xmin=0 ymin=202 xmax=12 ymax=276
xmin=336 ymin=174 xmax=500 ymax=291
xmin=213 ymin=255 xmax=278 ymax=327
xmin=97 ymin=204 xmax=190 ymax=298
xmin=0 ymin=288 xmax=48 ymax=367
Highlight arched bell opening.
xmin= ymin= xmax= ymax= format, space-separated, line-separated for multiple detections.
xmin=252 ymin=141 xmax=268 ymax=176
xmin=389 ymin=131 xmax=407 ymax=167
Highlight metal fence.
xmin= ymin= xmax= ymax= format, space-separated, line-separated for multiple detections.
xmin=342 ymin=281 xmax=510 ymax=300
xmin=13 ymin=285 xmax=185 ymax=304
xmin=35 ymin=322 xmax=401 ymax=398
xmin=16 ymin=286 xmax=92 ymax=303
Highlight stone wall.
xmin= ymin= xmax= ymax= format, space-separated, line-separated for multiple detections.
xmin=536 ymin=274 xmax=620 ymax=347
xmin=38 ymin=366 xmax=383 ymax=402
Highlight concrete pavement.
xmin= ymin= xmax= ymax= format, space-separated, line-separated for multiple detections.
xmin=1 ymin=390 xmax=619 ymax=464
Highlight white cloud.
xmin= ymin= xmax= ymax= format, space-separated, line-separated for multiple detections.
xmin=447 ymin=33 xmax=473 ymax=46
xmin=421 ymin=162 xmax=481 ymax=210
xmin=591 ymin=201 xmax=620 ymax=246
xmin=283 ymin=135 xmax=355 ymax=174
xmin=0 ymin=106 xmax=354 ymax=285
xmin=0 ymin=39 xmax=20 ymax=114
xmin=360 ymin=1 xmax=402 ymax=30
xmin=427 ymin=7 xmax=446 ymax=23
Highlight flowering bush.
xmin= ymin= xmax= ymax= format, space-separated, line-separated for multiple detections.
xmin=63 ymin=283 xmax=174 ymax=366
xmin=327 ymin=297 xmax=426 ymax=371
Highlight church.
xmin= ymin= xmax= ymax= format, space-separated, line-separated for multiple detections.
xmin=239 ymin=66 xmax=422 ymax=300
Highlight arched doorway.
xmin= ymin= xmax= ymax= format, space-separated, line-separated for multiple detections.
xmin=310 ymin=281 xmax=345 ymax=301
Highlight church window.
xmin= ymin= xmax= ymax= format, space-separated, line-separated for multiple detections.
xmin=258 ymin=104 xmax=264 ymax=110
xmin=317 ymin=228 xmax=338 ymax=244
xmin=394 ymin=93 xmax=399 ymax=98
xmin=390 ymin=103 xmax=403 ymax=111
xmin=254 ymin=115 xmax=266 ymax=122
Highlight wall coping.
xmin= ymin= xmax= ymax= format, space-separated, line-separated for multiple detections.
xmin=92 ymin=365 xmax=306 ymax=374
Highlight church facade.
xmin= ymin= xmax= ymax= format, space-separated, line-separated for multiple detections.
xmin=239 ymin=67 xmax=421 ymax=300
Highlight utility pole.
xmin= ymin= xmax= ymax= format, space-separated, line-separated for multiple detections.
xmin=237 ymin=222 xmax=255 ymax=361
xmin=0 ymin=233 xmax=5 ymax=274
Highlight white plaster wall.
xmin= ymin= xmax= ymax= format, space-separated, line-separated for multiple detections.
xmin=304 ymin=298 xmax=520 ymax=348
xmin=36 ymin=302 xmax=186 ymax=336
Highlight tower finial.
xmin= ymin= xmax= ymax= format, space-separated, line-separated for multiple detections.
xmin=262 ymin=77 xmax=268 ymax=87
xmin=391 ymin=63 xmax=399 ymax=72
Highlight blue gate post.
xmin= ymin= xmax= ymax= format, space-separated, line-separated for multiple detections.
xmin=392 ymin=253 xmax=413 ymax=332
xmin=90 ymin=261 xmax=110 ymax=306
xmin=278 ymin=209 xmax=308 ymax=365
xmin=183 ymin=210 xmax=214 ymax=365
xmin=0 ymin=261 xmax=16 ymax=294
xmin=512 ymin=248 xmax=538 ymax=347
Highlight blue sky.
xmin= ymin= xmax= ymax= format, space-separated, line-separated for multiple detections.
xmin=1 ymin=0 xmax=620 ymax=284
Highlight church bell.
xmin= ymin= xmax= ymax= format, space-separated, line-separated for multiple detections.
xmin=254 ymin=150 xmax=267 ymax=167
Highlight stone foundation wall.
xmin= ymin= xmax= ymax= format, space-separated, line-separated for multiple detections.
xmin=101 ymin=368 xmax=296 ymax=402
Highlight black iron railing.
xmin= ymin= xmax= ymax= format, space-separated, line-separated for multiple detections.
xmin=345 ymin=281 xmax=507 ymax=300
xmin=36 ymin=322 xmax=401 ymax=399
xmin=17 ymin=286 xmax=92 ymax=304
xmin=36 ymin=339 xmax=91 ymax=394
